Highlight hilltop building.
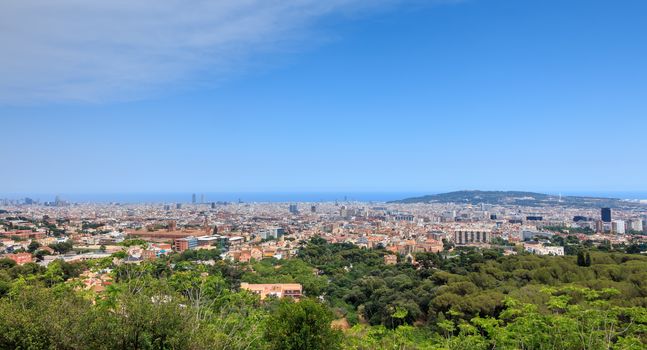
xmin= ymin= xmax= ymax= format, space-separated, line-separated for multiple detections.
xmin=240 ymin=283 xmax=302 ymax=300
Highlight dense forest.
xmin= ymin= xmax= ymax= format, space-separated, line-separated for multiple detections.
xmin=0 ymin=238 xmax=646 ymax=349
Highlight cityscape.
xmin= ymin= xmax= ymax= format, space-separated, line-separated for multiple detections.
xmin=1 ymin=190 xmax=647 ymax=348
xmin=3 ymin=0 xmax=647 ymax=349
xmin=2 ymin=191 xmax=647 ymax=269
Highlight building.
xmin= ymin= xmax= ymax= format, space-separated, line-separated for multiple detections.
xmin=524 ymin=243 xmax=565 ymax=256
xmin=573 ymin=216 xmax=590 ymax=222
xmin=454 ymin=229 xmax=491 ymax=244
xmin=174 ymin=236 xmax=198 ymax=252
xmin=235 ymin=248 xmax=263 ymax=263
xmin=627 ymin=219 xmax=643 ymax=232
xmin=289 ymin=204 xmax=298 ymax=214
xmin=4 ymin=252 xmax=33 ymax=265
xmin=595 ymin=220 xmax=604 ymax=233
xmin=228 ymin=236 xmax=244 ymax=249
xmin=612 ymin=220 xmax=626 ymax=234
xmin=196 ymin=235 xmax=229 ymax=250
xmin=141 ymin=250 xmax=157 ymax=260
xmin=394 ymin=214 xmax=415 ymax=222
xmin=260 ymin=227 xmax=285 ymax=240
xmin=240 ymin=283 xmax=302 ymax=300
xmin=601 ymin=208 xmax=612 ymax=223
xmin=384 ymin=254 xmax=398 ymax=265
xmin=521 ymin=230 xmax=554 ymax=241
xmin=192 ymin=193 xmax=196 ymax=204
xmin=142 ymin=243 xmax=172 ymax=260
xmin=127 ymin=229 xmax=200 ymax=241
xmin=3 ymin=230 xmax=46 ymax=240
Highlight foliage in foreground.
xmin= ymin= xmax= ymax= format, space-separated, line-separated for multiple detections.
xmin=0 ymin=237 xmax=646 ymax=349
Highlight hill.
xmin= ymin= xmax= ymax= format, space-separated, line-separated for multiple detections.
xmin=390 ymin=190 xmax=639 ymax=208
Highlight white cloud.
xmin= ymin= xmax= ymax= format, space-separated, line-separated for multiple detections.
xmin=0 ymin=0 xmax=412 ymax=104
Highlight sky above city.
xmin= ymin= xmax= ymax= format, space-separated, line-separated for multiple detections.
xmin=2 ymin=0 xmax=647 ymax=195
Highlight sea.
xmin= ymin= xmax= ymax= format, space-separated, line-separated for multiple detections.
xmin=1 ymin=192 xmax=423 ymax=204
xmin=2 ymin=191 xmax=647 ymax=204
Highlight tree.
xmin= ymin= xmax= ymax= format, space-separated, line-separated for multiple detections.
xmin=34 ymin=250 xmax=49 ymax=262
xmin=626 ymin=244 xmax=642 ymax=254
xmin=576 ymin=251 xmax=586 ymax=267
xmin=0 ymin=258 xmax=16 ymax=269
xmin=49 ymin=241 xmax=73 ymax=255
xmin=119 ymin=239 xmax=147 ymax=247
xmin=584 ymin=252 xmax=591 ymax=267
xmin=442 ymin=238 xmax=454 ymax=251
xmin=27 ymin=241 xmax=41 ymax=253
xmin=213 ymin=225 xmax=218 ymax=235
xmin=42 ymin=261 xmax=65 ymax=286
xmin=264 ymin=298 xmax=341 ymax=350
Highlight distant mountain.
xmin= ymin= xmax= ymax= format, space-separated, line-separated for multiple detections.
xmin=390 ymin=190 xmax=640 ymax=208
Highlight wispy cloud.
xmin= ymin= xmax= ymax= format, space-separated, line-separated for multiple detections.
xmin=1 ymin=0 xmax=422 ymax=104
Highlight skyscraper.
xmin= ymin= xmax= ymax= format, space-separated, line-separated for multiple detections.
xmin=289 ymin=204 xmax=298 ymax=214
xmin=192 ymin=193 xmax=196 ymax=204
xmin=595 ymin=220 xmax=604 ymax=233
xmin=601 ymin=208 xmax=611 ymax=223
xmin=623 ymin=219 xmax=641 ymax=232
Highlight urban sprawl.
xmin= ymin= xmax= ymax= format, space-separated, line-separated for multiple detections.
xmin=1 ymin=195 xmax=646 ymax=296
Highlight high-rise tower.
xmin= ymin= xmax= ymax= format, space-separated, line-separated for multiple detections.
xmin=601 ymin=208 xmax=611 ymax=223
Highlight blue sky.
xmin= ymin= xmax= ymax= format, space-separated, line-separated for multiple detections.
xmin=2 ymin=0 xmax=647 ymax=195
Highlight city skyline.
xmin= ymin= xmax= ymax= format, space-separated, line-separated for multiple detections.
xmin=3 ymin=190 xmax=647 ymax=206
xmin=3 ymin=0 xmax=647 ymax=194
